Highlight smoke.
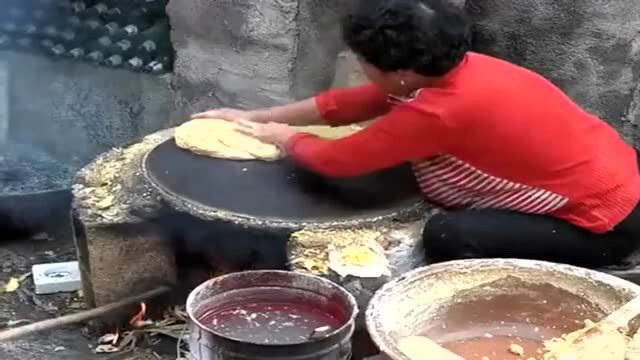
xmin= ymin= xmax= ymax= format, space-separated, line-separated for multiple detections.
xmin=0 ymin=0 xmax=173 ymax=238
xmin=147 ymin=210 xmax=289 ymax=273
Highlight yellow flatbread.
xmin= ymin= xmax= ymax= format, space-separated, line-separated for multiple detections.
xmin=175 ymin=118 xmax=283 ymax=161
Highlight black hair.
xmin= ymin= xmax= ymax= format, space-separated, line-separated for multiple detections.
xmin=342 ymin=0 xmax=471 ymax=77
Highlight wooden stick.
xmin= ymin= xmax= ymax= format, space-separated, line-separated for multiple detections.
xmin=542 ymin=295 xmax=640 ymax=360
xmin=397 ymin=335 xmax=464 ymax=360
xmin=0 ymin=285 xmax=172 ymax=342
xmin=603 ymin=295 xmax=640 ymax=328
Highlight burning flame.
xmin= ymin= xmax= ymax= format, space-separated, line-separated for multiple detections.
xmin=129 ymin=302 xmax=147 ymax=328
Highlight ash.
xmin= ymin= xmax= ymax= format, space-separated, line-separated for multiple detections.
xmin=0 ymin=141 xmax=74 ymax=194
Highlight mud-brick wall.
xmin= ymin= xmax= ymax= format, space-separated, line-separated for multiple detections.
xmin=467 ymin=0 xmax=640 ymax=146
xmin=166 ymin=0 xmax=347 ymax=122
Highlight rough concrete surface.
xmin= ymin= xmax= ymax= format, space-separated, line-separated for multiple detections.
xmin=167 ymin=0 xmax=347 ymax=122
xmin=467 ymin=0 xmax=640 ymax=146
xmin=3 ymin=51 xmax=172 ymax=173
xmin=75 ymin=224 xmax=176 ymax=313
xmin=332 ymin=51 xmax=368 ymax=89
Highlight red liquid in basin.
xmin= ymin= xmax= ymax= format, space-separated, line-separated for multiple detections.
xmin=197 ymin=287 xmax=347 ymax=345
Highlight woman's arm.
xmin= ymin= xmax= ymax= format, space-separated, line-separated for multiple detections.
xmin=191 ymin=98 xmax=322 ymax=126
xmin=236 ymin=91 xmax=450 ymax=178
xmin=283 ymin=101 xmax=450 ymax=177
xmin=252 ymin=98 xmax=323 ymax=126
xmin=314 ymin=82 xmax=392 ymax=126
xmin=192 ymin=83 xmax=391 ymax=126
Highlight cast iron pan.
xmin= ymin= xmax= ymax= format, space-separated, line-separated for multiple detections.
xmin=143 ymin=138 xmax=423 ymax=227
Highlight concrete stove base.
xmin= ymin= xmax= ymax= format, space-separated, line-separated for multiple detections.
xmin=72 ymin=130 xmax=179 ymax=331
xmin=70 ymin=126 xmax=640 ymax=337
xmin=71 ymin=128 xmax=429 ymax=332
xmin=73 ymin=222 xmax=176 ymax=322
xmin=71 ymin=130 xmax=640 ymax=343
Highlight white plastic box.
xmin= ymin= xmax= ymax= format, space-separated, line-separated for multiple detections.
xmin=32 ymin=261 xmax=82 ymax=295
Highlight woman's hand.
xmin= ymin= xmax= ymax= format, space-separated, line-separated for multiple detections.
xmin=235 ymin=120 xmax=298 ymax=150
xmin=191 ymin=108 xmax=265 ymax=123
xmin=191 ymin=97 xmax=323 ymax=127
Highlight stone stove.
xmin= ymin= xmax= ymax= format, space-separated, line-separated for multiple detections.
xmin=71 ymin=127 xmax=432 ymax=334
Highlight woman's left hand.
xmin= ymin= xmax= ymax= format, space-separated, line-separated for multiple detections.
xmin=235 ymin=120 xmax=298 ymax=149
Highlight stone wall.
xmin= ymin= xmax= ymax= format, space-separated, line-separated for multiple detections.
xmin=167 ymin=0 xmax=640 ymax=149
xmin=5 ymin=0 xmax=636 ymax=187
xmin=332 ymin=51 xmax=367 ymax=89
xmin=7 ymin=1 xmax=359 ymax=169
xmin=167 ymin=0 xmax=348 ymax=122
xmin=467 ymin=0 xmax=640 ymax=146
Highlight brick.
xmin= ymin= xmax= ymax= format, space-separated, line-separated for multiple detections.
xmin=73 ymin=220 xmax=176 ymax=330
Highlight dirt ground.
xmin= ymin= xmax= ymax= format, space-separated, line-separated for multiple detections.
xmin=0 ymin=230 xmax=381 ymax=360
xmin=0 ymin=235 xmax=176 ymax=360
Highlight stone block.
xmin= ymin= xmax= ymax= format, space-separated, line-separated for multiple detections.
xmin=167 ymin=0 xmax=347 ymax=121
xmin=73 ymin=220 xmax=176 ymax=328
xmin=467 ymin=0 xmax=640 ymax=145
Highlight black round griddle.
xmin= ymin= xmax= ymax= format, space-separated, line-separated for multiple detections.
xmin=143 ymin=139 xmax=423 ymax=227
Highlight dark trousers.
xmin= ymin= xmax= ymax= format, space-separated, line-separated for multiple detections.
xmin=423 ymin=152 xmax=640 ymax=269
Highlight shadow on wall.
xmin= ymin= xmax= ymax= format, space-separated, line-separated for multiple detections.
xmin=464 ymin=0 xmax=640 ymax=146
xmin=332 ymin=51 xmax=367 ymax=89
xmin=5 ymin=51 xmax=172 ymax=171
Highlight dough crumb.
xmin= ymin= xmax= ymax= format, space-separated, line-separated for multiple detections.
xmin=509 ymin=344 xmax=525 ymax=356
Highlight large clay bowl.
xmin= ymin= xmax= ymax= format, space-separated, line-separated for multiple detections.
xmin=366 ymin=259 xmax=640 ymax=359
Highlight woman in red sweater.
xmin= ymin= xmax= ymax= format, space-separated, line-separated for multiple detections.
xmin=193 ymin=0 xmax=640 ymax=269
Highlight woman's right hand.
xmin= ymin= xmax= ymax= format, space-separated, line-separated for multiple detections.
xmin=191 ymin=108 xmax=264 ymax=123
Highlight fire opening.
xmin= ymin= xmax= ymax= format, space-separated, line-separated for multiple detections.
xmin=129 ymin=301 xmax=147 ymax=328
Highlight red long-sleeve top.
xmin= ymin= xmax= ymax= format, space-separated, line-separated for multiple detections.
xmin=285 ymin=52 xmax=640 ymax=233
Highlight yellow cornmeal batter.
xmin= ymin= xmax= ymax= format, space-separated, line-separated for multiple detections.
xmin=175 ymin=118 xmax=282 ymax=161
xmin=175 ymin=119 xmax=362 ymax=161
